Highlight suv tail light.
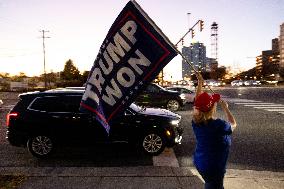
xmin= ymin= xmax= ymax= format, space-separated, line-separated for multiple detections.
xmin=6 ymin=112 xmax=18 ymax=127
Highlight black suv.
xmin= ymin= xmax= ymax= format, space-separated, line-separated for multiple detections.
xmin=6 ymin=89 xmax=183 ymax=158
xmin=135 ymin=83 xmax=186 ymax=111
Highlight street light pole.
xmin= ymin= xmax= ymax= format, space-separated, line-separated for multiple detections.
xmin=187 ymin=13 xmax=191 ymax=30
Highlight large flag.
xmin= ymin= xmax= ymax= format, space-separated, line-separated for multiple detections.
xmin=80 ymin=0 xmax=177 ymax=133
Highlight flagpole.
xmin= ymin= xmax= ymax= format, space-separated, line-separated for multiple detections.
xmin=175 ymin=20 xmax=200 ymax=47
xmin=132 ymin=0 xmax=215 ymax=93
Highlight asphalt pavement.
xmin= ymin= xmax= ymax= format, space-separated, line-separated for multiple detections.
xmin=1 ymin=90 xmax=284 ymax=188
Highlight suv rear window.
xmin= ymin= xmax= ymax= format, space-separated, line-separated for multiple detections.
xmin=29 ymin=95 xmax=82 ymax=112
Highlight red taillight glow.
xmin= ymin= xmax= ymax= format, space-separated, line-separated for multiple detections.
xmin=6 ymin=112 xmax=18 ymax=127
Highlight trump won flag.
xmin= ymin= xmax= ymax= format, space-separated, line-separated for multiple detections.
xmin=80 ymin=0 xmax=177 ymax=133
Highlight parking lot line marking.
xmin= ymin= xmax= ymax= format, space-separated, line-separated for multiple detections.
xmin=227 ymin=98 xmax=284 ymax=114
xmin=264 ymin=109 xmax=284 ymax=112
xmin=226 ymin=99 xmax=261 ymax=103
xmin=0 ymin=105 xmax=15 ymax=110
xmin=153 ymin=147 xmax=179 ymax=167
xmin=0 ymin=108 xmax=11 ymax=110
xmin=245 ymin=105 xmax=284 ymax=107
xmin=235 ymin=102 xmax=275 ymax=105
xmin=253 ymin=107 xmax=284 ymax=109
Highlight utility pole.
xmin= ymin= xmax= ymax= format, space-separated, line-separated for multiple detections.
xmin=39 ymin=30 xmax=50 ymax=90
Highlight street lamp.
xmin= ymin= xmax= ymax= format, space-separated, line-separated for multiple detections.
xmin=187 ymin=13 xmax=191 ymax=30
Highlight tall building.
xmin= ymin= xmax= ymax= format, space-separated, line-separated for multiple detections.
xmin=182 ymin=42 xmax=207 ymax=79
xmin=256 ymin=38 xmax=280 ymax=80
xmin=280 ymin=23 xmax=284 ymax=68
xmin=207 ymin=58 xmax=218 ymax=72
xmin=255 ymin=55 xmax=262 ymax=78
xmin=272 ymin=38 xmax=279 ymax=53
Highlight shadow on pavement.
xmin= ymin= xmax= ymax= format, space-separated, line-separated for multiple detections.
xmin=33 ymin=143 xmax=153 ymax=167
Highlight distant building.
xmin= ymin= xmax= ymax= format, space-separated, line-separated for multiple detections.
xmin=256 ymin=38 xmax=280 ymax=80
xmin=10 ymin=82 xmax=28 ymax=91
xmin=272 ymin=38 xmax=279 ymax=53
xmin=207 ymin=58 xmax=218 ymax=72
xmin=256 ymin=55 xmax=262 ymax=78
xmin=181 ymin=42 xmax=207 ymax=79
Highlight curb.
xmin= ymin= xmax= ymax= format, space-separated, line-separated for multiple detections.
xmin=0 ymin=166 xmax=195 ymax=177
xmin=1 ymin=166 xmax=283 ymax=179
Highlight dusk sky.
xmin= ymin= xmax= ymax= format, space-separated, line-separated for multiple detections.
xmin=0 ymin=0 xmax=283 ymax=80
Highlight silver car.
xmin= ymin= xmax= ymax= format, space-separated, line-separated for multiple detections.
xmin=166 ymin=86 xmax=195 ymax=103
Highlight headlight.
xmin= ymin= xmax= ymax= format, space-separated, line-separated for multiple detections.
xmin=166 ymin=130 xmax=171 ymax=136
xmin=171 ymin=119 xmax=180 ymax=125
xmin=179 ymin=93 xmax=186 ymax=100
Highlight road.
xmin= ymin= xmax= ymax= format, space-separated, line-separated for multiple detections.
xmin=0 ymin=87 xmax=284 ymax=172
xmin=175 ymin=86 xmax=284 ymax=172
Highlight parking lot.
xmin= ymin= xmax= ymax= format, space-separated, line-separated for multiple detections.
xmin=0 ymin=91 xmax=191 ymax=167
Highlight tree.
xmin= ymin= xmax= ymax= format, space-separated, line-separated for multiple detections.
xmin=61 ymin=59 xmax=80 ymax=81
xmin=81 ymin=71 xmax=90 ymax=83
xmin=201 ymin=71 xmax=211 ymax=80
xmin=215 ymin=66 xmax=227 ymax=80
xmin=2 ymin=73 xmax=10 ymax=78
xmin=11 ymin=72 xmax=27 ymax=82
xmin=19 ymin=72 xmax=27 ymax=78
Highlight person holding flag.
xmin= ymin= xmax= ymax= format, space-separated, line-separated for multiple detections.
xmin=192 ymin=73 xmax=237 ymax=189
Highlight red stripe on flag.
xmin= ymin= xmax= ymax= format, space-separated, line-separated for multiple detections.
xmin=80 ymin=102 xmax=108 ymax=125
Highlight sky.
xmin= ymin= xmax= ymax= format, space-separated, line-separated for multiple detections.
xmin=0 ymin=0 xmax=284 ymax=80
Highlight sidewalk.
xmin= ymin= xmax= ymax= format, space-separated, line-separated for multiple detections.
xmin=1 ymin=166 xmax=283 ymax=189
xmin=193 ymin=168 xmax=284 ymax=189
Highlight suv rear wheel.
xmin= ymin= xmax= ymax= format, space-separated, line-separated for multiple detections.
xmin=141 ymin=132 xmax=165 ymax=156
xmin=27 ymin=135 xmax=54 ymax=158
xmin=167 ymin=99 xmax=180 ymax=111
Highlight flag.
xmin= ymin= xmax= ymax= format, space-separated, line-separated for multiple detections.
xmin=80 ymin=0 xmax=177 ymax=133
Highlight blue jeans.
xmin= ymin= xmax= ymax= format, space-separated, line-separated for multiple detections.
xmin=199 ymin=172 xmax=224 ymax=189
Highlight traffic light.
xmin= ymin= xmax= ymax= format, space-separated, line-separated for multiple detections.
xmin=199 ymin=20 xmax=204 ymax=31
xmin=192 ymin=29 xmax=195 ymax=38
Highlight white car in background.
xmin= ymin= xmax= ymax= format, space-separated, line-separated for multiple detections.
xmin=231 ymin=80 xmax=244 ymax=87
xmin=244 ymin=80 xmax=261 ymax=86
xmin=166 ymin=86 xmax=195 ymax=103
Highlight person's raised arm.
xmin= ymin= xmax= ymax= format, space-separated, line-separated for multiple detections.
xmin=219 ymin=99 xmax=237 ymax=131
xmin=195 ymin=73 xmax=204 ymax=98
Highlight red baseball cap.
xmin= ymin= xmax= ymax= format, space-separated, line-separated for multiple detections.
xmin=194 ymin=92 xmax=221 ymax=112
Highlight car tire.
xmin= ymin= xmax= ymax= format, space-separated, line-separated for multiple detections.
xmin=140 ymin=132 xmax=166 ymax=156
xmin=27 ymin=135 xmax=54 ymax=158
xmin=167 ymin=99 xmax=180 ymax=111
